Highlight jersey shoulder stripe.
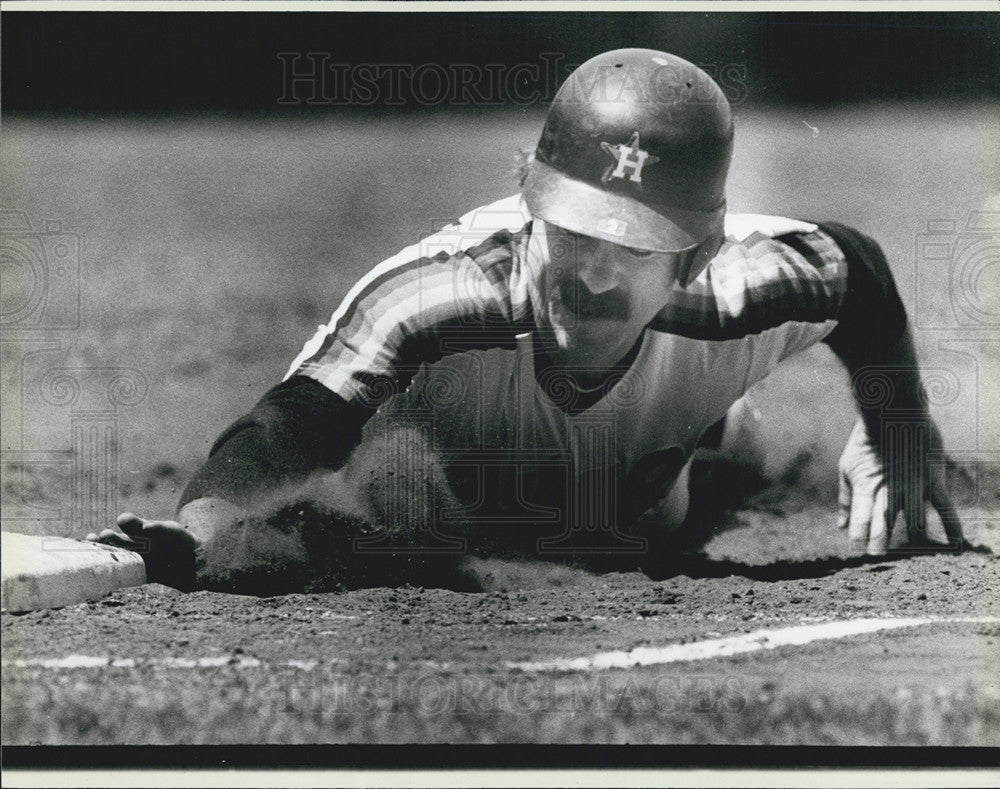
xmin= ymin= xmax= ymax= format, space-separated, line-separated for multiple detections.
xmin=649 ymin=213 xmax=848 ymax=340
xmin=284 ymin=195 xmax=533 ymax=400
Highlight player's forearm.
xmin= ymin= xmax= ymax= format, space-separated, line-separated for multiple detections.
xmin=817 ymin=221 xmax=908 ymax=361
xmin=174 ymin=495 xmax=318 ymax=593
xmin=176 ymin=496 xmax=244 ymax=550
xmin=812 ymin=222 xmax=926 ymax=432
xmin=177 ymin=376 xmax=374 ymax=512
xmin=835 ymin=323 xmax=928 ymax=440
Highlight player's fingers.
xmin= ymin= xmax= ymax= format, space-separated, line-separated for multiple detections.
xmin=118 ymin=515 xmax=155 ymax=539
xmin=847 ymin=479 xmax=877 ymax=555
xmin=930 ymin=484 xmax=965 ymax=550
xmin=117 ymin=512 xmax=145 ymax=531
xmin=837 ymin=466 xmax=852 ymax=530
xmin=866 ymin=484 xmax=891 ymax=555
xmin=895 ymin=454 xmax=927 ymax=546
xmin=115 ymin=517 xmax=152 ymax=552
xmin=922 ymin=506 xmax=947 ymax=547
xmin=89 ymin=528 xmax=139 ymax=550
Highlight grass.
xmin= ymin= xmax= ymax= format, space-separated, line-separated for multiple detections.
xmin=4 ymin=664 xmax=997 ymax=745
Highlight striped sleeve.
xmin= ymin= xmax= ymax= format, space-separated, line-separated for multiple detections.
xmin=285 ymin=221 xmax=534 ymax=408
xmin=649 ymin=225 xmax=849 ymax=349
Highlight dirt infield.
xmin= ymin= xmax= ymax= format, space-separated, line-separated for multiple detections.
xmin=4 ymin=504 xmax=998 ymax=745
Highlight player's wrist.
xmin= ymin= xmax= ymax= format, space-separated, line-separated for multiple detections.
xmin=177 ymin=497 xmax=253 ymax=590
xmin=177 ymin=496 xmax=246 ymax=544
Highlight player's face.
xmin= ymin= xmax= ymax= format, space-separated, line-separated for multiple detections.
xmin=538 ymin=222 xmax=681 ymax=370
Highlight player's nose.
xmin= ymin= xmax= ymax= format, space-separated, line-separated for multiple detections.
xmin=577 ymin=242 xmax=622 ymax=295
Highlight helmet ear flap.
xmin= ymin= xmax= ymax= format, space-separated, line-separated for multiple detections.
xmin=676 ymin=225 xmax=725 ymax=288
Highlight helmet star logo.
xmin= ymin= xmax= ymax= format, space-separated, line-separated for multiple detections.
xmin=601 ymin=132 xmax=659 ymax=185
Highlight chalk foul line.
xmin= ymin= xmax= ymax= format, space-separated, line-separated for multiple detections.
xmin=4 ymin=617 xmax=997 ymax=673
xmin=507 ymin=616 xmax=1000 ymax=673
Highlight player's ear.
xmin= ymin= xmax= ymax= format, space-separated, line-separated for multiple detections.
xmin=676 ymin=225 xmax=725 ymax=288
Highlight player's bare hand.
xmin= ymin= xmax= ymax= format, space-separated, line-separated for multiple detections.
xmin=87 ymin=513 xmax=199 ymax=590
xmin=837 ymin=418 xmax=964 ymax=555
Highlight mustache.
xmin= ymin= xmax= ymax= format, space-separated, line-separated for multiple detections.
xmin=555 ymin=283 xmax=630 ymax=320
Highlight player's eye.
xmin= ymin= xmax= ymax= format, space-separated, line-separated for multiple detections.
xmin=626 ymin=246 xmax=656 ymax=259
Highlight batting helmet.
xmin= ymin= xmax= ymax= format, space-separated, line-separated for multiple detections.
xmin=522 ymin=49 xmax=734 ymax=284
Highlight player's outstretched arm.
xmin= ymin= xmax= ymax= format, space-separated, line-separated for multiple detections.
xmin=834 ymin=325 xmax=964 ymax=554
xmin=88 ymin=377 xmax=375 ymax=591
xmin=815 ymin=222 xmax=964 ymax=554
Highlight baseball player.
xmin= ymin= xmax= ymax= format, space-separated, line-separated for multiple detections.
xmin=91 ymin=49 xmax=964 ymax=592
